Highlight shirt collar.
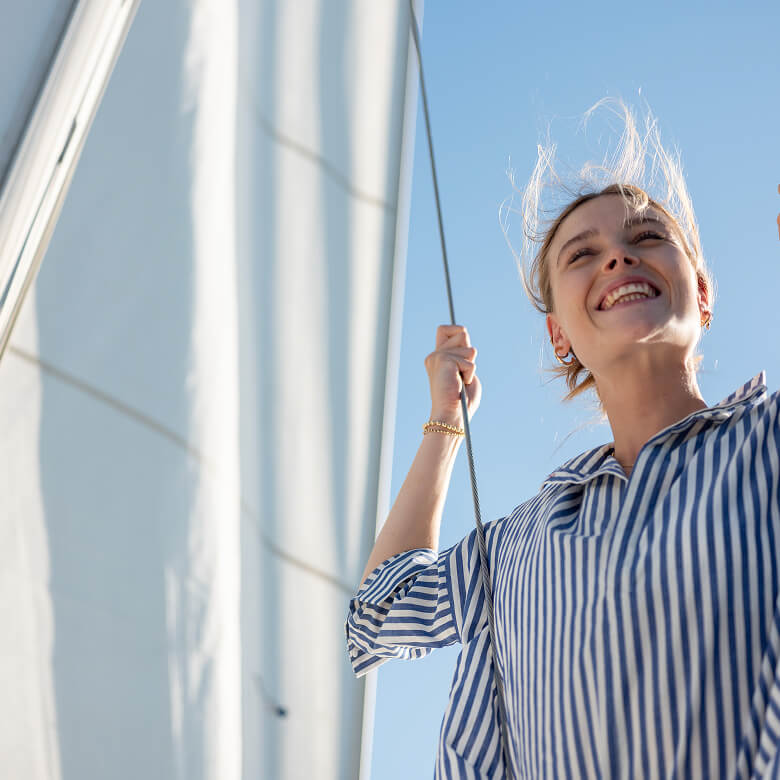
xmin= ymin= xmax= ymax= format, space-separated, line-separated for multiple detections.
xmin=541 ymin=371 xmax=768 ymax=489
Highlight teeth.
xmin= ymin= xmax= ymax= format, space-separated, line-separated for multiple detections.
xmin=605 ymin=292 xmax=649 ymax=309
xmin=614 ymin=293 xmax=646 ymax=305
xmin=601 ymin=282 xmax=657 ymax=310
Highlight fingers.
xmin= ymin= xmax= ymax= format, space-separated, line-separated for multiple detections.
xmin=424 ymin=350 xmax=477 ymax=384
xmin=455 ymin=358 xmax=476 ymax=386
xmin=436 ymin=324 xmax=471 ymax=349
xmin=430 ymin=326 xmax=477 ymax=382
xmin=426 ymin=325 xmax=480 ymax=420
xmin=464 ymin=373 xmax=482 ymax=416
xmin=442 ymin=345 xmax=478 ymax=363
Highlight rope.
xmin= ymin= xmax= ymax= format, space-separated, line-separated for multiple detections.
xmin=407 ymin=4 xmax=515 ymax=777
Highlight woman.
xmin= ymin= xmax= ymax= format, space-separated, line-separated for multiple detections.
xmin=345 ymin=101 xmax=780 ymax=778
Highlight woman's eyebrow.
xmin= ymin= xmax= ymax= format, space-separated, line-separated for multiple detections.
xmin=557 ymin=216 xmax=669 ymax=267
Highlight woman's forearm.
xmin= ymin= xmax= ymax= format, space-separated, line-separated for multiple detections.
xmin=357 ymin=324 xmax=479 ymax=588
xmin=358 ymin=431 xmax=462 ymax=587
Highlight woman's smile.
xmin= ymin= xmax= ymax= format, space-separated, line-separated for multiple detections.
xmin=597 ymin=291 xmax=662 ymax=312
xmin=597 ymin=279 xmax=661 ymax=310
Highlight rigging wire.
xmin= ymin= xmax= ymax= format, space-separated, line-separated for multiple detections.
xmin=407 ymin=4 xmax=515 ymax=777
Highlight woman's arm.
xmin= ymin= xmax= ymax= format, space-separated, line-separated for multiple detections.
xmin=359 ymin=324 xmax=481 ymax=586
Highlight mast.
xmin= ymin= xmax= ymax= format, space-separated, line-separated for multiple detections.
xmin=0 ymin=0 xmax=141 ymax=360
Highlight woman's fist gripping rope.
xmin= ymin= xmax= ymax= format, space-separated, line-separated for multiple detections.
xmin=424 ymin=325 xmax=482 ymax=431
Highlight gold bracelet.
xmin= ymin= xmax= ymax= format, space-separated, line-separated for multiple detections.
xmin=424 ymin=425 xmax=463 ymax=437
xmin=427 ymin=419 xmax=464 ymax=433
xmin=423 ymin=420 xmax=465 ymax=437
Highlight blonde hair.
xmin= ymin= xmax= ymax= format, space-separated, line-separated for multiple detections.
xmin=500 ymin=97 xmax=716 ymax=408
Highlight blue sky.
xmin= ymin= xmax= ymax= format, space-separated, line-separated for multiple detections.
xmin=370 ymin=2 xmax=779 ymax=777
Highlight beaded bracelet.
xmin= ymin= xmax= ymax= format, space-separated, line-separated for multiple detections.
xmin=422 ymin=419 xmax=465 ymax=437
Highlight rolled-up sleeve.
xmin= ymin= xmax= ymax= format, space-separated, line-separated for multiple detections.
xmin=345 ymin=523 xmax=495 ymax=678
xmin=345 ymin=546 xmax=459 ymax=677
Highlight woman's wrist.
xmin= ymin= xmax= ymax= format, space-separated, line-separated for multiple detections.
xmin=428 ymin=408 xmax=464 ymax=429
xmin=420 ymin=423 xmax=463 ymax=455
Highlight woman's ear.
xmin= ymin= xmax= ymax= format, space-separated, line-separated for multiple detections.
xmin=546 ymin=312 xmax=571 ymax=356
xmin=696 ymin=274 xmax=710 ymax=315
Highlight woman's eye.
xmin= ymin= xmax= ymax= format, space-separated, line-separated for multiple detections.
xmin=567 ymin=231 xmax=666 ymax=265
xmin=568 ymin=248 xmax=591 ymax=264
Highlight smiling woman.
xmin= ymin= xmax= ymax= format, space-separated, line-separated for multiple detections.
xmin=346 ymin=96 xmax=780 ymax=778
xmin=511 ymin=99 xmax=716 ymax=408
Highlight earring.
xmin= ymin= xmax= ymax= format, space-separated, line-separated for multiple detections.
xmin=551 ymin=339 xmax=577 ymax=366
xmin=555 ymin=351 xmax=577 ymax=366
xmin=701 ymin=311 xmax=712 ymax=330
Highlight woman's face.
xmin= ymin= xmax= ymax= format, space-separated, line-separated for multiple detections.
xmin=545 ymin=194 xmax=708 ymax=376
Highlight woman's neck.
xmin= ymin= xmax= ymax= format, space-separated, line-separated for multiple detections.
xmin=597 ymin=356 xmax=708 ymax=472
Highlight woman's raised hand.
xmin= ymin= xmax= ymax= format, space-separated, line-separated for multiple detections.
xmin=424 ymin=325 xmax=482 ymax=427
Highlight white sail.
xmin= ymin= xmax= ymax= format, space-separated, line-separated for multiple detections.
xmin=0 ymin=1 xmax=419 ymax=778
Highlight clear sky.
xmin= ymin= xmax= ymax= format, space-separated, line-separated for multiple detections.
xmin=370 ymin=1 xmax=779 ymax=777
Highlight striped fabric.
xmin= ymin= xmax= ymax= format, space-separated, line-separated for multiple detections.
xmin=346 ymin=372 xmax=780 ymax=778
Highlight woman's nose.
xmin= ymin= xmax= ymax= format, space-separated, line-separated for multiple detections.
xmin=603 ymin=253 xmax=639 ymax=270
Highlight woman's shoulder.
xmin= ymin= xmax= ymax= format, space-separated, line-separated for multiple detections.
xmin=756 ymin=377 xmax=780 ymax=416
xmin=481 ymin=490 xmax=561 ymax=545
xmin=723 ymin=371 xmax=780 ymax=433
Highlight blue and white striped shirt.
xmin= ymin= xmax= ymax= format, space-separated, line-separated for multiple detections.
xmin=346 ymin=372 xmax=780 ymax=778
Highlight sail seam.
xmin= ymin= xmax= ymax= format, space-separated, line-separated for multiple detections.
xmin=7 ymin=343 xmax=354 ymax=594
xmin=243 ymin=81 xmax=395 ymax=213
